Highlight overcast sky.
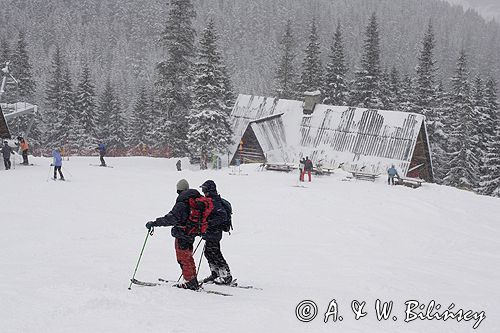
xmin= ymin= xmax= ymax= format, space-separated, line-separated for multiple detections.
xmin=445 ymin=0 xmax=500 ymax=21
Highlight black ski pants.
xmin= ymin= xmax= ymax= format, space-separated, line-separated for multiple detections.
xmin=204 ymin=239 xmax=230 ymax=273
xmin=54 ymin=166 xmax=64 ymax=179
xmin=3 ymin=158 xmax=11 ymax=170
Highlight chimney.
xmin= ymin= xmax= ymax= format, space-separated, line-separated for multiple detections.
xmin=302 ymin=90 xmax=321 ymax=115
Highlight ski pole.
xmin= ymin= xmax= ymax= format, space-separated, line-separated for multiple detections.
xmin=46 ymin=164 xmax=53 ymax=182
xmin=177 ymin=237 xmax=204 ymax=282
xmin=128 ymin=228 xmax=154 ymax=290
xmin=195 ymin=242 xmax=206 ymax=279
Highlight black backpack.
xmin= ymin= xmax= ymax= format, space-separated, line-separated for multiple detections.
xmin=220 ymin=198 xmax=233 ymax=232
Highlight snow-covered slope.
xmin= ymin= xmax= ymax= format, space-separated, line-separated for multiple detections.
xmin=1 ymin=156 xmax=499 ymax=332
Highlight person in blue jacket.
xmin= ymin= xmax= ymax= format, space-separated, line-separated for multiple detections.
xmin=387 ymin=164 xmax=400 ymax=185
xmin=52 ymin=149 xmax=65 ymax=180
xmin=97 ymin=143 xmax=106 ymax=166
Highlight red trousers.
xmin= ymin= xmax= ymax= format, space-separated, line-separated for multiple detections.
xmin=175 ymin=238 xmax=196 ymax=281
xmin=300 ymin=170 xmax=311 ymax=182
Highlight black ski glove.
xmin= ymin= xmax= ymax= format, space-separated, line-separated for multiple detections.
xmin=145 ymin=221 xmax=155 ymax=230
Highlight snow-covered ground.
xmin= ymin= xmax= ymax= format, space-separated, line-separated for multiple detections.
xmin=1 ymin=156 xmax=499 ymax=333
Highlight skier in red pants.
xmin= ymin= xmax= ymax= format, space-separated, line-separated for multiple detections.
xmin=304 ymin=156 xmax=313 ymax=182
xmin=146 ymin=179 xmax=202 ymax=290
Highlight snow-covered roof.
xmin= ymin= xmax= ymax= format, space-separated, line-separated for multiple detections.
xmin=230 ymin=94 xmax=428 ymax=176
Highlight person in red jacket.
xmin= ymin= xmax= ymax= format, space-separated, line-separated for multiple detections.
xmin=304 ymin=156 xmax=313 ymax=182
xmin=18 ymin=137 xmax=29 ymax=165
xmin=145 ymin=179 xmax=203 ymax=290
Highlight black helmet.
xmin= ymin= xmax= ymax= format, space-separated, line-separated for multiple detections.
xmin=200 ymin=180 xmax=217 ymax=193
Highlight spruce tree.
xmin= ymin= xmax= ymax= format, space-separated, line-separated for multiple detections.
xmin=60 ymin=66 xmax=77 ymax=152
xmin=44 ymin=46 xmax=65 ymax=148
xmin=187 ymin=19 xmax=233 ymax=169
xmin=324 ymin=23 xmax=349 ymax=105
xmin=479 ymin=78 xmax=500 ymax=196
xmin=74 ymin=62 xmax=98 ymax=151
xmin=0 ymin=38 xmax=16 ymax=104
xmin=154 ymin=0 xmax=196 ymax=157
xmin=12 ymin=31 xmax=36 ymax=102
xmin=398 ymin=74 xmax=416 ymax=113
xmin=428 ymin=81 xmax=449 ymax=183
xmin=274 ymin=20 xmax=297 ymax=100
xmin=443 ymin=50 xmax=479 ymax=190
xmin=298 ymin=18 xmax=323 ymax=95
xmin=0 ymin=38 xmax=10 ymax=67
xmin=386 ymin=67 xmax=401 ymax=110
xmin=415 ymin=22 xmax=437 ymax=116
xmin=129 ymin=86 xmax=152 ymax=152
xmin=352 ymin=13 xmax=383 ymax=109
xmin=99 ymin=79 xmax=126 ymax=152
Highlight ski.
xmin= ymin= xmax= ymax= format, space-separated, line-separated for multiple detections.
xmin=131 ymin=278 xmax=232 ymax=296
xmin=160 ymin=278 xmax=261 ymax=290
xmin=89 ymin=164 xmax=114 ymax=168
xmin=130 ymin=278 xmax=160 ymax=287
xmin=203 ymin=279 xmax=262 ymax=290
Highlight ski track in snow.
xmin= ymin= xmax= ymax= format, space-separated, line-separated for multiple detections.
xmin=1 ymin=156 xmax=499 ymax=332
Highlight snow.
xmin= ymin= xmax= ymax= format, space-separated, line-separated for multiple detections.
xmin=1 ymin=156 xmax=499 ymax=332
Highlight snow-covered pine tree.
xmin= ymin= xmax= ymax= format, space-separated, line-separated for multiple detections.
xmin=380 ymin=68 xmax=392 ymax=110
xmin=428 ymin=81 xmax=450 ymax=183
xmin=0 ymin=38 xmax=10 ymax=67
xmin=44 ymin=46 xmax=66 ymax=148
xmin=324 ymin=22 xmax=349 ymax=106
xmin=129 ymin=86 xmax=152 ymax=154
xmin=74 ymin=61 xmax=98 ymax=152
xmin=352 ymin=13 xmax=383 ymax=109
xmin=154 ymin=0 xmax=196 ymax=157
xmin=398 ymin=74 xmax=416 ymax=113
xmin=59 ymin=66 xmax=77 ymax=153
xmin=99 ymin=78 xmax=127 ymax=153
xmin=0 ymin=38 xmax=16 ymax=104
xmin=187 ymin=19 xmax=233 ymax=169
xmin=415 ymin=21 xmax=437 ymax=116
xmin=386 ymin=67 xmax=401 ymax=110
xmin=478 ymin=78 xmax=500 ymax=196
xmin=471 ymin=76 xmax=489 ymax=183
xmin=443 ymin=50 xmax=479 ymax=190
xmin=12 ymin=31 xmax=36 ymax=103
xmin=297 ymin=18 xmax=323 ymax=95
xmin=274 ymin=20 xmax=298 ymax=100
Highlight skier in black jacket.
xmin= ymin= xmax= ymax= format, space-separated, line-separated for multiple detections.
xmin=145 ymin=179 xmax=202 ymax=290
xmin=1 ymin=141 xmax=14 ymax=170
xmin=200 ymin=180 xmax=233 ymax=285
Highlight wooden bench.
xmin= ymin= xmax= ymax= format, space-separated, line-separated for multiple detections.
xmin=265 ymin=163 xmax=295 ymax=173
xmin=396 ymin=177 xmax=425 ymax=188
xmin=350 ymin=171 xmax=380 ymax=181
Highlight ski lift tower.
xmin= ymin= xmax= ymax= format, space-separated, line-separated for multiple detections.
xmin=0 ymin=61 xmax=38 ymax=140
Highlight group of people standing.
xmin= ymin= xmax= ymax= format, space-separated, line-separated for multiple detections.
xmin=1 ymin=136 xmax=30 ymax=170
xmin=298 ymin=156 xmax=314 ymax=182
xmin=145 ymin=178 xmax=232 ymax=290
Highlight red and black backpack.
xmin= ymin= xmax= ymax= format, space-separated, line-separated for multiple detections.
xmin=185 ymin=197 xmax=214 ymax=235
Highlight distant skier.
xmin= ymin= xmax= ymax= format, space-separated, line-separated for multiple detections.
xmin=1 ymin=141 xmax=14 ymax=170
xmin=304 ymin=156 xmax=313 ymax=182
xmin=387 ymin=165 xmax=400 ymax=185
xmin=18 ymin=137 xmax=29 ymax=165
xmin=299 ymin=157 xmax=305 ymax=182
xmin=97 ymin=143 xmax=106 ymax=166
xmin=145 ymin=179 xmax=203 ymax=290
xmin=200 ymin=180 xmax=232 ymax=285
xmin=51 ymin=149 xmax=65 ymax=180
xmin=176 ymin=159 xmax=181 ymax=171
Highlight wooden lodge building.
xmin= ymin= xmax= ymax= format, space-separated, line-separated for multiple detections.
xmin=228 ymin=92 xmax=434 ymax=182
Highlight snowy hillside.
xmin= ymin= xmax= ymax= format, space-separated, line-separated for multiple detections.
xmin=1 ymin=156 xmax=499 ymax=332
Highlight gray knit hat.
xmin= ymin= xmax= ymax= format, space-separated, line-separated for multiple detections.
xmin=176 ymin=179 xmax=189 ymax=192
